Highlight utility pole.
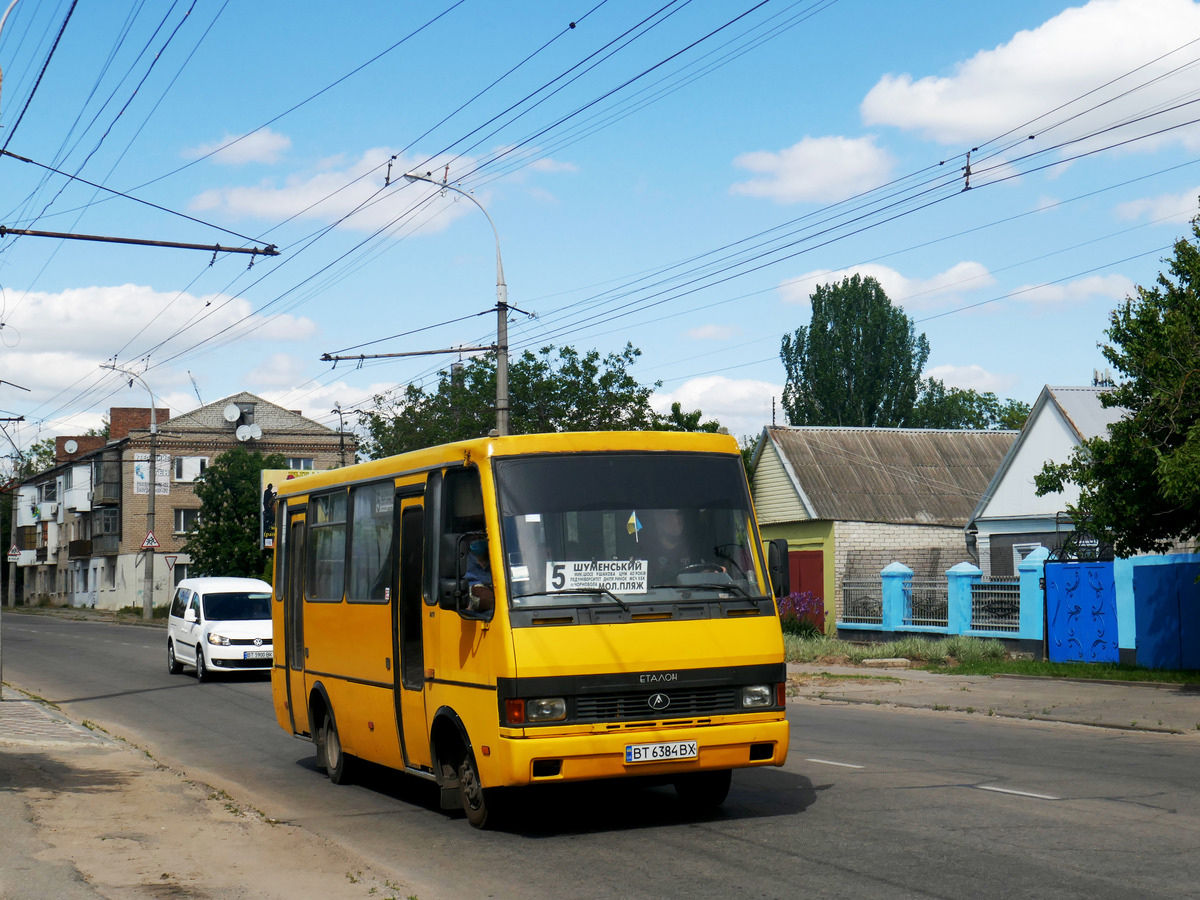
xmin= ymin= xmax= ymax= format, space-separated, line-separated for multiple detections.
xmin=102 ymin=365 xmax=159 ymax=620
xmin=331 ymin=404 xmax=347 ymax=467
xmin=400 ymin=169 xmax=513 ymax=435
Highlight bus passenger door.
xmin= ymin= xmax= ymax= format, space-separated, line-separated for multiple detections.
xmin=285 ymin=509 xmax=309 ymax=735
xmin=393 ymin=497 xmax=432 ymax=770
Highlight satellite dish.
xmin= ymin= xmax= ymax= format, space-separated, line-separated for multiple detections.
xmin=64 ymin=439 xmax=78 ymax=454
xmin=248 ymin=424 xmax=263 ymax=440
xmin=223 ymin=403 xmax=241 ymax=423
xmin=236 ymin=425 xmax=251 ymax=441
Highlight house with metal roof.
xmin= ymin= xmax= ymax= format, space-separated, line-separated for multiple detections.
xmin=751 ymin=425 xmax=1017 ymax=629
xmin=966 ymin=386 xmax=1127 ymax=578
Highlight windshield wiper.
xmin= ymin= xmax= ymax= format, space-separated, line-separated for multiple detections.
xmin=542 ymin=588 xmax=630 ymax=611
xmin=651 ymin=582 xmax=759 ymax=603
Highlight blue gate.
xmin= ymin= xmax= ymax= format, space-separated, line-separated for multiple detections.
xmin=1044 ymin=561 xmax=1118 ymax=664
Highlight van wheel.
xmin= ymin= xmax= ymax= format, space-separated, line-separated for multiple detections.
xmin=195 ymin=646 xmax=208 ymax=682
xmin=321 ymin=713 xmax=355 ymax=785
xmin=459 ymin=751 xmax=493 ymax=828
xmin=167 ymin=641 xmax=182 ymax=675
xmin=674 ymin=768 xmax=732 ymax=811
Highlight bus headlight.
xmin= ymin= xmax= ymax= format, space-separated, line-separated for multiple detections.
xmin=526 ymin=698 xmax=567 ymax=722
xmin=207 ymin=633 xmax=231 ymax=646
xmin=741 ymin=685 xmax=773 ymax=708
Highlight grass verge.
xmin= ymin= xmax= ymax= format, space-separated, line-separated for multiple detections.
xmin=785 ymin=634 xmax=1200 ymax=685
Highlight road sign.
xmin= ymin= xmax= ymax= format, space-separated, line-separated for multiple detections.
xmin=7 ymin=543 xmax=19 ymax=562
xmin=164 ymin=555 xmax=178 ymax=570
xmin=141 ymin=531 xmax=160 ymax=549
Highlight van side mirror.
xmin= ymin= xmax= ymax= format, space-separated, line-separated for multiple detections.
xmin=767 ymin=538 xmax=790 ymax=599
xmin=184 ymin=608 xmax=197 ymax=623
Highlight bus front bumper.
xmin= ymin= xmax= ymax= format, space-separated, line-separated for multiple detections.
xmin=496 ymin=717 xmax=790 ymax=786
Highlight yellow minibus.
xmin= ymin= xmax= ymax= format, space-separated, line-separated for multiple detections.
xmin=270 ymin=430 xmax=791 ymax=828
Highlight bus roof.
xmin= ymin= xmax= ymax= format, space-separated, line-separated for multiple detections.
xmin=273 ymin=430 xmax=741 ymax=498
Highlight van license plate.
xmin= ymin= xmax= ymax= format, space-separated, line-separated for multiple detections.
xmin=244 ymin=650 xmax=272 ymax=659
xmin=624 ymin=740 xmax=698 ymax=764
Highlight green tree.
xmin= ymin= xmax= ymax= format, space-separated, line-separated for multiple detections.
xmin=183 ymin=446 xmax=286 ymax=577
xmin=360 ymin=343 xmax=716 ymax=458
xmin=650 ymin=401 xmax=722 ymax=433
xmin=1035 ymin=216 xmax=1200 ymax=555
xmin=780 ymin=274 xmax=929 ymax=427
xmin=910 ymin=380 xmax=1031 ymax=430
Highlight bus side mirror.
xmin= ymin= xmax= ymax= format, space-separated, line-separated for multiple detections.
xmin=438 ymin=533 xmax=471 ymax=611
xmin=767 ymin=538 xmax=790 ymax=599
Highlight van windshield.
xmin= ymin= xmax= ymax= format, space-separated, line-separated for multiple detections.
xmin=493 ymin=452 xmax=767 ymax=610
xmin=202 ymin=592 xmax=272 ymax=621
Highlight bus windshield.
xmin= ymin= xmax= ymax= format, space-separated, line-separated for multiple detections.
xmin=493 ymin=452 xmax=768 ymax=609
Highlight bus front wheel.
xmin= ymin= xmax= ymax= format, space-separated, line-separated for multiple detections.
xmin=459 ymin=751 xmax=491 ymax=828
xmin=674 ymin=768 xmax=732 ymax=810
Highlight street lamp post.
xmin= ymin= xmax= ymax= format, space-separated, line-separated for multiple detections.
xmin=102 ymin=365 xmax=158 ymax=620
xmin=403 ymin=171 xmax=510 ymax=436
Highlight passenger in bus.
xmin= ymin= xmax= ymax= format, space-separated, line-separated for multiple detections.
xmin=464 ymin=537 xmax=494 ymax=612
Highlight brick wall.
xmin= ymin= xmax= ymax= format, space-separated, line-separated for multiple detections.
xmin=832 ymin=521 xmax=972 ymax=619
xmin=55 ymin=435 xmax=106 ymax=463
xmin=110 ymin=407 xmax=170 ymax=441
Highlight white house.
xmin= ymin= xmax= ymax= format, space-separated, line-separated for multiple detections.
xmin=966 ymin=386 xmax=1127 ymax=577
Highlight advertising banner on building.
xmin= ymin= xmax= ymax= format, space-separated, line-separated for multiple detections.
xmin=133 ymin=453 xmax=171 ymax=495
xmin=261 ymin=468 xmax=326 ymax=549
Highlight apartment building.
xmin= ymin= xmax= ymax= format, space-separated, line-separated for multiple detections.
xmin=12 ymin=393 xmax=348 ymax=610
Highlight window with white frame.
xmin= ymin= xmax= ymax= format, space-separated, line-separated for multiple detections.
xmin=174 ymin=456 xmax=208 ymax=482
xmin=174 ymin=508 xmax=200 ymax=534
xmin=1012 ymin=542 xmax=1042 ymax=570
xmin=286 ymin=457 xmax=314 ymax=470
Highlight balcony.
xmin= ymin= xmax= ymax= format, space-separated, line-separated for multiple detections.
xmin=93 ymin=482 xmax=121 ymax=505
xmin=93 ymin=535 xmax=120 ymax=556
xmin=68 ymin=539 xmax=93 ymax=559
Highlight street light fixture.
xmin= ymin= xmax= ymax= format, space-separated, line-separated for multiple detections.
xmin=403 ymin=171 xmax=510 ymax=437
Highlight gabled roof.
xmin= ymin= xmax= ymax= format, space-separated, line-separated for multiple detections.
xmin=163 ymin=392 xmax=335 ymax=436
xmin=757 ymin=425 xmax=1017 ymax=526
xmin=967 ymin=385 xmax=1128 ymax=529
xmin=1044 ymin=385 xmax=1126 ymax=440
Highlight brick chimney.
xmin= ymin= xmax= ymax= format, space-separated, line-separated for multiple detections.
xmin=110 ymin=407 xmax=170 ymax=441
xmin=55 ymin=435 xmax=107 ymax=463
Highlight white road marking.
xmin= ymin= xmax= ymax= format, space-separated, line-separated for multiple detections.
xmin=805 ymin=758 xmax=864 ymax=769
xmin=977 ymin=785 xmax=1059 ymax=801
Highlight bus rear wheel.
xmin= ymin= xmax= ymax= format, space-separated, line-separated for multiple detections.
xmin=674 ymin=768 xmax=732 ymax=811
xmin=320 ymin=712 xmax=355 ymax=785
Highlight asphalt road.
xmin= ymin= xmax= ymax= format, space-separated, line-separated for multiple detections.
xmin=4 ymin=614 xmax=1199 ymax=899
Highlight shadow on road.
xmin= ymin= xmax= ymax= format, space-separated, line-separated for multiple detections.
xmin=0 ymin=750 xmax=131 ymax=796
xmin=289 ymin=751 xmax=816 ymax=835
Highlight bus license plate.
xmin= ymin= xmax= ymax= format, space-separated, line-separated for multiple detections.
xmin=244 ymin=650 xmax=272 ymax=659
xmin=625 ymin=740 xmax=698 ymax=764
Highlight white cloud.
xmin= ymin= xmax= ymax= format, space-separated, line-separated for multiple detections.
xmin=652 ymin=375 xmax=783 ymax=438
xmin=862 ymin=0 xmax=1200 ymax=152
xmin=1115 ymin=186 xmax=1200 ymax=223
xmin=0 ymin=284 xmax=316 ymax=408
xmin=1014 ymin=273 xmax=1134 ymax=305
xmin=924 ymin=364 xmax=1017 ymax=394
xmin=185 ymin=128 xmax=292 ymax=165
xmin=777 ymin=261 xmax=994 ymax=307
xmin=730 ymin=135 xmax=895 ymax=204
xmin=527 ymin=158 xmax=579 ymax=174
xmin=190 ymin=150 xmax=481 ymax=234
xmin=685 ymin=324 xmax=741 ymax=340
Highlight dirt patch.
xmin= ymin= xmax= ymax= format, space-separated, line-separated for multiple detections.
xmin=8 ymin=742 xmax=413 ymax=900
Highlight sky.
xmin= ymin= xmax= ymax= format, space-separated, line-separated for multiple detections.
xmin=2 ymin=0 xmax=1200 ymax=468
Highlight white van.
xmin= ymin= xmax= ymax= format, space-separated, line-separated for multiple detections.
xmin=166 ymin=576 xmax=273 ymax=681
